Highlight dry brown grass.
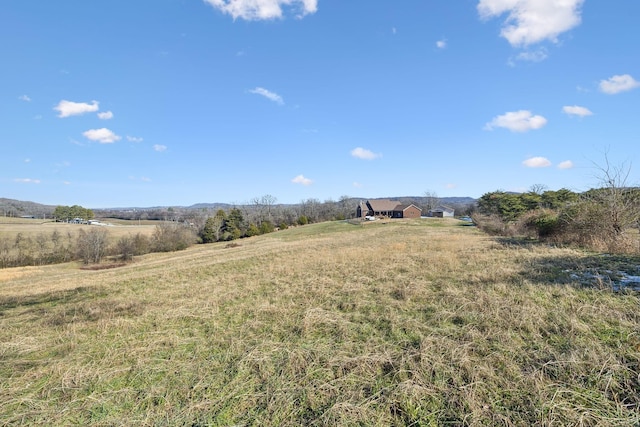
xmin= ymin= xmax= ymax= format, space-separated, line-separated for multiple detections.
xmin=0 ymin=219 xmax=156 ymax=241
xmin=0 ymin=219 xmax=639 ymax=425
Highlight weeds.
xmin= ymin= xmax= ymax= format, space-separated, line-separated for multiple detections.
xmin=0 ymin=219 xmax=639 ymax=425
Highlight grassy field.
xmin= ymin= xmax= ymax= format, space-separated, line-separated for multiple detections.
xmin=0 ymin=217 xmax=156 ymax=242
xmin=1 ymin=218 xmax=639 ymax=426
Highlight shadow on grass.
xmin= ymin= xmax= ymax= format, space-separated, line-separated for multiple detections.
xmin=0 ymin=285 xmax=108 ymax=315
xmin=495 ymin=237 xmax=640 ymax=291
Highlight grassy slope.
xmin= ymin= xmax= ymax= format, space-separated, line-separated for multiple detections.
xmin=0 ymin=219 xmax=639 ymax=426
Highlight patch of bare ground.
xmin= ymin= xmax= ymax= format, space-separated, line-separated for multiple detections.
xmin=0 ymin=219 xmax=638 ymax=426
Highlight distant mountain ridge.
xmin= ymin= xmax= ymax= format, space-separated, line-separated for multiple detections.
xmin=0 ymin=198 xmax=56 ymax=218
xmin=0 ymin=196 xmax=477 ymax=217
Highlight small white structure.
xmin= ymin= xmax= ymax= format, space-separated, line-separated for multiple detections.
xmin=428 ymin=206 xmax=455 ymax=218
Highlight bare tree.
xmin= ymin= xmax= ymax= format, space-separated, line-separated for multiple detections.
xmin=76 ymin=228 xmax=109 ymax=264
xmin=338 ymin=195 xmax=353 ymax=219
xmin=252 ymin=194 xmax=278 ymax=224
xmin=529 ymin=184 xmax=548 ymax=195
xmin=561 ymin=153 xmax=640 ymax=252
xmin=590 ymin=154 xmax=639 ymax=236
xmin=423 ymin=190 xmax=440 ymax=212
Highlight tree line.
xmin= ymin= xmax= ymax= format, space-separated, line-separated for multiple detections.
xmin=473 ymin=163 xmax=640 ymax=254
xmin=0 ymin=222 xmax=198 ymax=269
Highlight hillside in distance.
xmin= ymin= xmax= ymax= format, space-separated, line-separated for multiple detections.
xmin=0 ymin=196 xmax=477 ymax=218
xmin=0 ymin=198 xmax=56 ymax=218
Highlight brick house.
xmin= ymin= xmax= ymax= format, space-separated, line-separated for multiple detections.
xmin=357 ymin=199 xmax=422 ymax=219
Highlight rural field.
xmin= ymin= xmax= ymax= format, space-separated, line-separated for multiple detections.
xmin=0 ymin=217 xmax=157 ymax=242
xmin=0 ymin=218 xmax=639 ymax=426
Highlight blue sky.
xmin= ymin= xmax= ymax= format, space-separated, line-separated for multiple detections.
xmin=2 ymin=0 xmax=639 ymax=208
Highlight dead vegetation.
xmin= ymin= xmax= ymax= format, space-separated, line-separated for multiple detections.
xmin=0 ymin=218 xmax=638 ymax=425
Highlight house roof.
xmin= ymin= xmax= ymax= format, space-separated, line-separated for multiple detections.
xmin=366 ymin=200 xmax=423 ymax=213
xmin=368 ymin=199 xmax=403 ymax=212
xmin=430 ymin=205 xmax=454 ymax=213
xmin=400 ymin=203 xmax=422 ymax=211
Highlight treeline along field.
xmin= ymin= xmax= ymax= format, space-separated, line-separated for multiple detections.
xmin=0 ymin=218 xmax=639 ymax=425
xmin=0 ymin=218 xmax=186 ymax=268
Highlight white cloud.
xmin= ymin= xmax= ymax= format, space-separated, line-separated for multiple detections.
xmin=514 ymin=48 xmax=548 ymax=63
xmin=484 ymin=110 xmax=547 ymax=132
xmin=351 ymin=147 xmax=382 ymax=160
xmin=97 ymin=111 xmax=114 ymax=120
xmin=353 ymin=182 xmax=362 ymax=188
xmin=599 ymin=74 xmax=640 ymax=94
xmin=127 ymin=135 xmax=144 ymax=142
xmin=14 ymin=178 xmax=41 ymax=184
xmin=477 ymin=0 xmax=584 ymax=47
xmin=557 ymin=160 xmax=574 ymax=170
xmin=204 ymin=0 xmax=317 ymax=21
xmin=24 ymin=158 xmax=31 ymax=163
xmin=19 ymin=95 xmax=31 ymax=102
xmin=523 ymin=157 xmax=551 ymax=168
xmin=82 ymin=128 xmax=121 ymax=144
xmin=249 ymin=87 xmax=284 ymax=105
xmin=291 ymin=174 xmax=313 ymax=186
xmin=153 ymin=144 xmax=167 ymax=152
xmin=445 ymin=183 xmax=457 ymax=189
xmin=54 ymin=100 xmax=99 ymax=118
xmin=562 ymin=105 xmax=593 ymax=117
xmin=436 ymin=39 xmax=447 ymax=49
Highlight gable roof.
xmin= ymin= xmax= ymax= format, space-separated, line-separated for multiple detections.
xmin=400 ymin=203 xmax=422 ymax=212
xmin=367 ymin=199 xmax=402 ymax=211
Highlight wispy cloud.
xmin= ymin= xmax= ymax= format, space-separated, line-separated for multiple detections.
xmin=82 ymin=128 xmax=121 ymax=144
xmin=291 ymin=174 xmax=313 ymax=186
xmin=19 ymin=95 xmax=31 ymax=102
xmin=562 ymin=105 xmax=593 ymax=117
xmin=204 ymin=0 xmax=317 ymax=21
xmin=436 ymin=39 xmax=447 ymax=49
xmin=153 ymin=144 xmax=167 ymax=152
xmin=97 ymin=111 xmax=114 ymax=120
xmin=523 ymin=157 xmax=552 ymax=168
xmin=557 ymin=160 xmax=574 ymax=170
xmin=484 ymin=110 xmax=547 ymax=132
xmin=477 ymin=0 xmax=584 ymax=47
xmin=14 ymin=178 xmax=41 ymax=184
xmin=127 ymin=135 xmax=143 ymax=142
xmin=129 ymin=176 xmax=152 ymax=182
xmin=249 ymin=87 xmax=284 ymax=105
xmin=599 ymin=74 xmax=640 ymax=94
xmin=54 ymin=100 xmax=99 ymax=118
xmin=351 ymin=147 xmax=382 ymax=160
xmin=512 ymin=48 xmax=548 ymax=63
